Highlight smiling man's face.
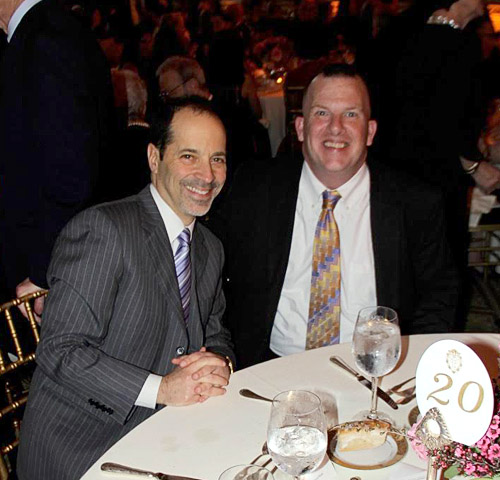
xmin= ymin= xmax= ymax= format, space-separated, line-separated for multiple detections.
xmin=295 ymin=74 xmax=377 ymax=189
xmin=148 ymin=107 xmax=227 ymax=225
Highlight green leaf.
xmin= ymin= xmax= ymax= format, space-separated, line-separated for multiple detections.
xmin=444 ymin=466 xmax=460 ymax=479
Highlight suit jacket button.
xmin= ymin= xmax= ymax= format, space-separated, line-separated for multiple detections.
xmin=176 ymin=346 xmax=185 ymax=356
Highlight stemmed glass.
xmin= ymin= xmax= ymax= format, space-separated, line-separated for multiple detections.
xmin=267 ymin=390 xmax=327 ymax=479
xmin=218 ymin=465 xmax=274 ymax=480
xmin=352 ymin=306 xmax=401 ymax=423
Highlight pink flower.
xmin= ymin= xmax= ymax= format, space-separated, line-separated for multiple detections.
xmin=488 ymin=443 xmax=500 ymax=459
xmin=487 ymin=415 xmax=500 ymax=439
xmin=455 ymin=446 xmax=464 ymax=457
xmin=408 ymin=421 xmax=428 ymax=460
xmin=464 ymin=463 xmax=476 ymax=475
xmin=476 ymin=435 xmax=491 ymax=449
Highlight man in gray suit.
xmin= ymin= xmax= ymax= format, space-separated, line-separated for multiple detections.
xmin=17 ymin=98 xmax=234 ymax=480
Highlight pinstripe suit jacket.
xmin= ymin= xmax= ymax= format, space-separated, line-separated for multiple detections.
xmin=17 ymin=187 xmax=233 ymax=480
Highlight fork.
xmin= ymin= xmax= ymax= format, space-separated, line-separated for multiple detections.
xmin=386 ymin=376 xmax=416 ymax=396
xmin=396 ymin=393 xmax=416 ymax=405
xmin=390 ymin=385 xmax=416 ymax=398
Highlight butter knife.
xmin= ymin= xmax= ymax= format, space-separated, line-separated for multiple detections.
xmin=101 ymin=462 xmax=202 ymax=480
xmin=329 ymin=356 xmax=398 ymax=410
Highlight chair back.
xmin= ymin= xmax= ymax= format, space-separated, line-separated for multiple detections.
xmin=283 ymin=59 xmax=327 ymax=156
xmin=0 ymin=290 xmax=48 ymax=479
xmin=468 ymin=224 xmax=500 ymax=273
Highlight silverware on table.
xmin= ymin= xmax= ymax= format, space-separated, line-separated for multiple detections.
xmin=100 ymin=462 xmax=202 ymax=480
xmin=329 ymin=356 xmax=399 ymax=410
xmin=396 ymin=393 xmax=417 ymax=405
xmin=249 ymin=442 xmax=270 ymax=466
xmin=387 ymin=376 xmax=416 ymax=396
xmin=239 ymin=389 xmax=273 ymax=403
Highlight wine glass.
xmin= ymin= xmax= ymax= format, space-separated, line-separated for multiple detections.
xmin=267 ymin=390 xmax=327 ymax=479
xmin=352 ymin=306 xmax=401 ymax=423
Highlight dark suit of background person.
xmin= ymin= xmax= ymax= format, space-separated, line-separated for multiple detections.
xmin=208 ymin=66 xmax=458 ymax=370
xmin=0 ymin=0 xmax=113 ymax=298
xmin=367 ymin=0 xmax=500 ymax=330
xmin=17 ymin=100 xmax=234 ymax=480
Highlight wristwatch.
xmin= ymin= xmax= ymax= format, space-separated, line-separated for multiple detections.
xmin=224 ymin=355 xmax=234 ymax=375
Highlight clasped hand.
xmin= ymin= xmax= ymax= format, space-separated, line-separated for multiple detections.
xmin=157 ymin=347 xmax=230 ymax=406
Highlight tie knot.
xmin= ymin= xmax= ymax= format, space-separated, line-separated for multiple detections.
xmin=322 ymin=190 xmax=341 ymax=210
xmin=178 ymin=228 xmax=191 ymax=246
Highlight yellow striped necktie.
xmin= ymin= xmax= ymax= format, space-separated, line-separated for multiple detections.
xmin=306 ymin=189 xmax=341 ymax=349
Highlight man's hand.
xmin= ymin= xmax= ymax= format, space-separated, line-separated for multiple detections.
xmin=16 ymin=278 xmax=45 ymax=324
xmin=172 ymin=347 xmax=231 ymax=383
xmin=157 ymin=351 xmax=229 ymax=406
xmin=473 ymin=162 xmax=500 ymax=194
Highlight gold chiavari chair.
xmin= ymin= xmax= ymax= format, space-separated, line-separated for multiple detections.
xmin=468 ymin=224 xmax=500 ymax=324
xmin=0 ymin=290 xmax=48 ymax=479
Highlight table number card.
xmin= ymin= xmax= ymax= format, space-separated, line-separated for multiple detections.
xmin=415 ymin=340 xmax=494 ymax=445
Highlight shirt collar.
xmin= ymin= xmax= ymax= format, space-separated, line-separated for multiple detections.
xmin=150 ymin=184 xmax=195 ymax=246
xmin=7 ymin=0 xmax=43 ymax=42
xmin=301 ymin=161 xmax=370 ymax=210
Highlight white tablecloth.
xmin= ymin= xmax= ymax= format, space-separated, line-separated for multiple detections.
xmin=80 ymin=333 xmax=500 ymax=480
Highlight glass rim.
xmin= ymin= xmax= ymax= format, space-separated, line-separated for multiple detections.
xmin=357 ymin=305 xmax=398 ymax=322
xmin=271 ymin=389 xmax=322 ymax=415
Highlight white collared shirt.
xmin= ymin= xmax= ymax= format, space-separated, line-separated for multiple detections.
xmin=7 ymin=0 xmax=43 ymax=42
xmin=135 ymin=184 xmax=195 ymax=409
xmin=270 ymin=162 xmax=377 ymax=356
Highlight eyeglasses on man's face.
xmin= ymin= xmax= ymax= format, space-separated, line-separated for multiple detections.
xmin=159 ymin=77 xmax=195 ymax=100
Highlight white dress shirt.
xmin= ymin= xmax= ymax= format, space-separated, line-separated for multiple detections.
xmin=270 ymin=162 xmax=377 ymax=356
xmin=7 ymin=0 xmax=42 ymax=42
xmin=135 ymin=184 xmax=195 ymax=409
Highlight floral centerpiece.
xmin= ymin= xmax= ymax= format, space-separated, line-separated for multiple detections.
xmin=251 ymin=36 xmax=296 ymax=73
xmin=408 ymin=361 xmax=500 ymax=479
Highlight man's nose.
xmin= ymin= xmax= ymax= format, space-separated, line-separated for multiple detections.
xmin=196 ymin=159 xmax=215 ymax=183
xmin=328 ymin=115 xmax=344 ymax=134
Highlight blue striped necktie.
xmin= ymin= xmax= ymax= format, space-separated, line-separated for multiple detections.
xmin=174 ymin=228 xmax=191 ymax=323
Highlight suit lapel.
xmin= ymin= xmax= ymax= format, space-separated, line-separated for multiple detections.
xmin=266 ymin=156 xmax=303 ymax=285
xmin=264 ymin=156 xmax=303 ymax=322
xmin=369 ymin=166 xmax=402 ymax=310
xmin=138 ymin=188 xmax=185 ymax=328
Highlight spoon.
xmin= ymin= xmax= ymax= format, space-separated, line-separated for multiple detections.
xmin=249 ymin=442 xmax=270 ymax=465
xmin=239 ymin=389 xmax=273 ymax=403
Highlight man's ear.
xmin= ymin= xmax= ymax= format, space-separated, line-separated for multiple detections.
xmin=366 ymin=119 xmax=377 ymax=146
xmin=295 ymin=116 xmax=305 ymax=142
xmin=147 ymin=143 xmax=160 ymax=174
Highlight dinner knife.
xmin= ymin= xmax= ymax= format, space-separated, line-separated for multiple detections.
xmin=329 ymin=356 xmax=399 ymax=410
xmin=101 ymin=462 xmax=203 ymax=480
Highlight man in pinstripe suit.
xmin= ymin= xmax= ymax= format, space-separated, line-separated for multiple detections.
xmin=17 ymin=98 xmax=234 ymax=480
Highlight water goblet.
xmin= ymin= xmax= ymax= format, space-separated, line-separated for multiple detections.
xmin=218 ymin=465 xmax=274 ymax=480
xmin=267 ymin=390 xmax=327 ymax=479
xmin=352 ymin=306 xmax=401 ymax=423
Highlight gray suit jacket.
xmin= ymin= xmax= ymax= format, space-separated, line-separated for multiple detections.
xmin=17 ymin=187 xmax=233 ymax=480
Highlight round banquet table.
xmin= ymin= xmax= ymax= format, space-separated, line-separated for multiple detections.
xmin=80 ymin=333 xmax=500 ymax=480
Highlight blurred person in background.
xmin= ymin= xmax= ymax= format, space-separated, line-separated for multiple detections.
xmin=156 ymin=55 xmax=212 ymax=101
xmin=106 ymin=68 xmax=151 ymax=201
xmin=371 ymin=0 xmax=500 ymax=330
xmin=0 ymin=0 xmax=113 ymax=314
